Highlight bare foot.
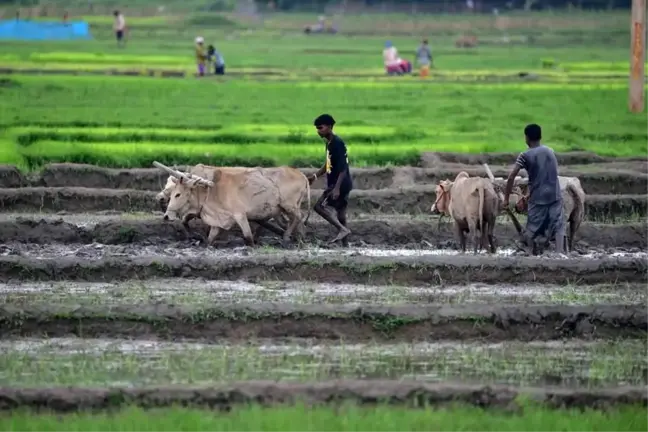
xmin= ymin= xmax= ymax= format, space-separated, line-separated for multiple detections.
xmin=329 ymin=227 xmax=351 ymax=244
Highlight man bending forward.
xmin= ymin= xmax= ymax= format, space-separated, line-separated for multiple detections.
xmin=308 ymin=114 xmax=353 ymax=244
xmin=504 ymin=123 xmax=565 ymax=254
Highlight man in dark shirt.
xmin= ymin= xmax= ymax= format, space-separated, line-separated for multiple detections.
xmin=504 ymin=124 xmax=565 ymax=254
xmin=308 ymin=114 xmax=353 ymax=244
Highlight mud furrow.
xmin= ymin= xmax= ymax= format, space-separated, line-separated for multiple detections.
xmin=3 ymin=163 xmax=646 ymax=194
xmin=0 ymin=217 xmax=644 ymax=249
xmin=0 ymin=254 xmax=645 ymax=285
xmin=0 ymin=303 xmax=644 ymax=342
xmin=0 ymin=380 xmax=645 ymax=412
xmin=0 ymin=187 xmax=644 ymax=221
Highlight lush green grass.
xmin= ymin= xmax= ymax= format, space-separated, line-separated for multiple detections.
xmin=2 ymin=403 xmax=646 ymax=431
xmin=0 ymin=337 xmax=644 ymax=387
xmin=0 ymin=75 xmax=645 ymax=169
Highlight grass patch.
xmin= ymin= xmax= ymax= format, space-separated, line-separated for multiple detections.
xmin=2 ymin=403 xmax=646 ymax=431
xmin=0 ymin=76 xmax=645 ymax=169
xmin=0 ymin=338 xmax=645 ymax=388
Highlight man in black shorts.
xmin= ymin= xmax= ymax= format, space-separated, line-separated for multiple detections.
xmin=308 ymin=114 xmax=352 ymax=244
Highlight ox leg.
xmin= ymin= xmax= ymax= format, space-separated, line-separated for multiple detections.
xmin=234 ymin=215 xmax=256 ymax=247
xmin=256 ymin=220 xmax=286 ymax=238
xmin=281 ymin=209 xmax=303 ymax=247
xmin=468 ymin=220 xmax=479 ymax=255
xmin=454 ymin=223 xmax=466 ymax=253
xmin=206 ymin=226 xmax=222 ymax=247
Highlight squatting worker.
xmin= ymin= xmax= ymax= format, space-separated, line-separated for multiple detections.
xmin=308 ymin=114 xmax=353 ymax=244
xmin=504 ymin=124 xmax=565 ymax=255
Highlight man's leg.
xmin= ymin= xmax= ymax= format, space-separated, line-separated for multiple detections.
xmin=522 ymin=202 xmax=549 ymax=255
xmin=547 ymin=200 xmax=566 ymax=253
xmin=335 ymin=196 xmax=350 ymax=247
xmin=314 ymin=189 xmax=350 ymax=243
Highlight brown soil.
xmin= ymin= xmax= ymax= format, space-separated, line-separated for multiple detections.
xmin=0 ymin=187 xmax=644 ymax=221
xmin=0 ymin=380 xmax=644 ymax=413
xmin=5 ymin=163 xmax=647 ymax=195
xmin=0 ymin=254 xmax=645 ymax=285
xmin=0 ymin=218 xmax=645 ymax=250
xmin=0 ymin=303 xmax=644 ymax=343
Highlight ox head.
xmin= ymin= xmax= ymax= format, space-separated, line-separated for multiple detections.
xmin=155 ymin=175 xmax=177 ymax=213
xmin=512 ymin=183 xmax=529 ymax=214
xmin=431 ymin=179 xmax=453 ymax=215
xmin=152 ymin=162 xmax=214 ymax=222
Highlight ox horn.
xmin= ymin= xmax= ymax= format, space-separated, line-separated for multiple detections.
xmin=153 ymin=161 xmax=189 ymax=180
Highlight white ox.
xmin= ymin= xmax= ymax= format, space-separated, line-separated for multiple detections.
xmin=154 ymin=162 xmax=310 ymax=247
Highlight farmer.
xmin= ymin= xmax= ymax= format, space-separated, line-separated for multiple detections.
xmin=195 ymin=36 xmax=207 ymax=77
xmin=416 ymin=39 xmax=433 ymax=78
xmin=504 ymin=124 xmax=565 ymax=255
xmin=308 ymin=114 xmax=353 ymax=244
xmin=207 ymin=44 xmax=225 ymax=75
xmin=113 ymin=10 xmax=126 ymax=47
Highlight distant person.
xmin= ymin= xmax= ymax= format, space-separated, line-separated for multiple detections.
xmin=207 ymin=44 xmax=225 ymax=75
xmin=504 ymin=124 xmax=565 ymax=255
xmin=113 ymin=10 xmax=126 ymax=47
xmin=383 ymin=41 xmax=411 ymax=75
xmin=195 ymin=37 xmax=207 ymax=77
xmin=416 ymin=39 xmax=433 ymax=78
xmin=308 ymin=114 xmax=353 ymax=245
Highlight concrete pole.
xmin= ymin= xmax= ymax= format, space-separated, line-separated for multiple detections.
xmin=629 ymin=0 xmax=646 ymax=113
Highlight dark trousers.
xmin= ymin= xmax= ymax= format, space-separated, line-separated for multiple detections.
xmin=524 ymin=199 xmax=565 ymax=252
xmin=215 ymin=65 xmax=225 ymax=75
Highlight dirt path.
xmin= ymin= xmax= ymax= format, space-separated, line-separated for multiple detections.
xmin=0 ymin=380 xmax=648 ymax=413
xmin=0 ymin=254 xmax=645 ymax=285
xmin=0 ymin=187 xmax=644 ymax=221
xmin=0 ymin=217 xmax=644 ymax=249
xmin=0 ymin=303 xmax=644 ymax=342
xmin=0 ymin=380 xmax=644 ymax=412
xmin=2 ymin=163 xmax=646 ymax=194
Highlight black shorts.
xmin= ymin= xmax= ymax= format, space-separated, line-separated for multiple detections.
xmin=321 ymin=187 xmax=350 ymax=211
xmin=116 ymin=30 xmax=124 ymax=40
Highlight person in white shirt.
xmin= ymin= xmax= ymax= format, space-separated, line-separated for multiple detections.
xmin=113 ymin=10 xmax=126 ymax=47
xmin=383 ymin=41 xmax=411 ymax=75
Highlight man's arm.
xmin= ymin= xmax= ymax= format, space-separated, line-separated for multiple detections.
xmin=504 ymin=153 xmax=526 ymax=204
xmin=331 ymin=140 xmax=349 ymax=192
xmin=309 ymin=163 xmax=326 ymax=184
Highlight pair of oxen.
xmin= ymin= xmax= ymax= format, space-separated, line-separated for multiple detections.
xmin=154 ymin=162 xmax=313 ymax=247
xmin=430 ymin=165 xmax=586 ymax=254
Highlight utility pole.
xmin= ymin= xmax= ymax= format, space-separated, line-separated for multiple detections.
xmin=629 ymin=0 xmax=646 ymax=113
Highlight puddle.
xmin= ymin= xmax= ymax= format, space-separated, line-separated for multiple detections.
xmin=0 ymin=243 xmax=645 ymax=261
xmin=0 ymin=280 xmax=644 ymax=305
xmin=0 ymin=338 xmax=644 ymax=388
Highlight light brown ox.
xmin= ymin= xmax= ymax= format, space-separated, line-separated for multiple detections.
xmin=157 ymin=164 xmax=311 ymax=242
xmin=155 ymin=162 xmax=310 ymax=247
xmin=513 ymin=176 xmax=586 ymax=252
xmin=430 ymin=172 xmax=501 ymax=254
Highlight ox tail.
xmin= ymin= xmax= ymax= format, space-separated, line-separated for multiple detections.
xmin=478 ymin=184 xmax=485 ymax=234
xmin=302 ymin=175 xmax=312 ymax=227
xmin=566 ymin=183 xmax=584 ymax=225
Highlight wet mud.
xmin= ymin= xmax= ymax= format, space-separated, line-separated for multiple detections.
xmin=0 ymin=187 xmax=644 ymax=221
xmin=0 ymin=254 xmax=645 ymax=285
xmin=2 ymin=280 xmax=645 ymax=306
xmin=0 ymin=217 xmax=644 ymax=250
xmin=0 ymin=303 xmax=645 ymax=342
xmin=1 ymin=163 xmax=646 ymax=195
xmin=0 ymin=380 xmax=644 ymax=412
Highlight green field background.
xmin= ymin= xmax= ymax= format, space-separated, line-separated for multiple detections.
xmin=0 ymin=7 xmax=645 ymax=169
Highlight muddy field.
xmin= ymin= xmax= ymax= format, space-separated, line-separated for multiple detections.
xmin=0 ymin=187 xmax=645 ymax=221
xmin=1 ymin=161 xmax=647 ymax=194
xmin=0 ymin=380 xmax=645 ymax=412
xmin=0 ymin=216 xmax=645 ymax=249
xmin=0 ymin=158 xmax=646 ymax=413
xmin=0 ymin=302 xmax=645 ymax=342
